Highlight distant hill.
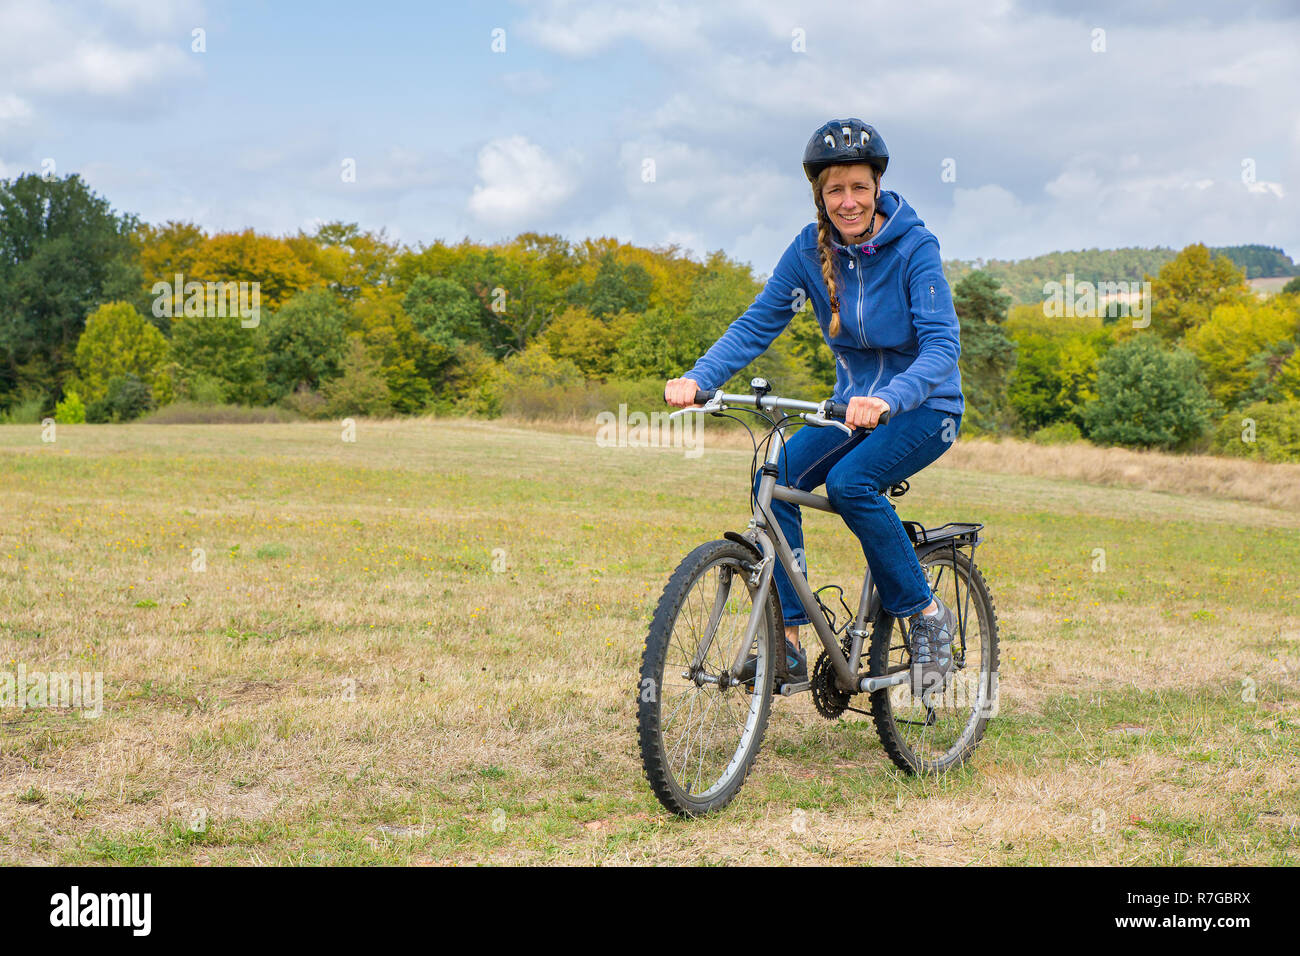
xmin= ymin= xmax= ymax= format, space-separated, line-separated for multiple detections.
xmin=1212 ymin=245 xmax=1298 ymax=279
xmin=943 ymin=243 xmax=1297 ymax=305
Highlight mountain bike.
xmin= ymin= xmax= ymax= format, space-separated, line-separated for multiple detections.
xmin=637 ymin=380 xmax=1000 ymax=816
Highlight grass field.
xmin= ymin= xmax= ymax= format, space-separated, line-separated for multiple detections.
xmin=1 ymin=417 xmax=1297 ymax=865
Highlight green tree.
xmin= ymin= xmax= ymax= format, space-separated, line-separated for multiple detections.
xmin=404 ymin=275 xmax=485 ymax=351
xmin=73 ymin=301 xmax=173 ymax=404
xmin=1007 ymin=328 xmax=1110 ymax=432
xmin=783 ymin=309 xmax=837 ymax=394
xmin=441 ymin=245 xmax=566 ymax=356
xmin=953 ymin=271 xmax=1016 ymax=433
xmin=322 ymin=338 xmax=392 ymax=417
xmin=356 ymin=289 xmax=440 ymax=411
xmin=1082 ymin=336 xmax=1216 ymax=449
xmin=171 ymin=314 xmax=268 ymax=405
xmin=263 ymin=287 xmax=349 ymax=400
xmin=0 ymin=173 xmax=140 ymax=408
xmin=545 ymin=306 xmax=634 ymax=380
xmin=614 ymin=306 xmax=716 ymax=381
xmin=566 ymin=253 xmax=652 ymax=319
xmin=287 ymin=221 xmax=398 ymax=301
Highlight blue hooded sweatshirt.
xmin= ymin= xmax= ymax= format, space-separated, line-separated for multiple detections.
xmin=683 ymin=189 xmax=964 ymax=417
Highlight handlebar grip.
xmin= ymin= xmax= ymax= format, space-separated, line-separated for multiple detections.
xmin=826 ymin=401 xmax=891 ymax=426
xmin=693 ymin=388 xmax=719 ymax=405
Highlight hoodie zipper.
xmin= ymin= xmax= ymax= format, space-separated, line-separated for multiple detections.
xmin=838 ymin=197 xmax=901 ymax=400
xmin=855 ymin=248 xmax=866 ymax=347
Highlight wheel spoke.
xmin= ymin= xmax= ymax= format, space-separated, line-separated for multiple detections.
xmin=640 ymin=548 xmax=774 ymax=811
xmin=873 ymin=552 xmax=995 ymax=772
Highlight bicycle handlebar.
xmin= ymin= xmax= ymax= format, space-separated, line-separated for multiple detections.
xmin=691 ymin=389 xmax=890 ymax=427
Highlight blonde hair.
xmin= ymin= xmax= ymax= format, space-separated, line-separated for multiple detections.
xmin=813 ymin=164 xmax=880 ymax=338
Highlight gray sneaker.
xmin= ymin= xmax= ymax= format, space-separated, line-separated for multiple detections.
xmin=908 ymin=598 xmax=956 ymax=701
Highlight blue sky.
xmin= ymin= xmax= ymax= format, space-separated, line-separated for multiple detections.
xmin=1 ymin=0 xmax=1296 ymax=274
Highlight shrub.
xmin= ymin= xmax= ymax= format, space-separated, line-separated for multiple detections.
xmin=0 ymin=391 xmax=46 ymax=424
xmin=54 ymin=389 xmax=86 ymax=424
xmin=175 ymin=374 xmax=229 ymax=405
xmin=137 ymin=402 xmax=302 ymax=425
xmin=1209 ymin=400 xmax=1300 ymax=463
xmin=86 ymin=375 xmax=154 ymax=423
xmin=321 ymin=338 xmax=392 ymax=417
xmin=281 ymin=383 xmax=329 ymax=419
xmin=1030 ymin=421 xmax=1084 ymax=445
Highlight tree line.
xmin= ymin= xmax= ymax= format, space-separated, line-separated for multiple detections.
xmin=2 ymin=172 xmax=1298 ymax=461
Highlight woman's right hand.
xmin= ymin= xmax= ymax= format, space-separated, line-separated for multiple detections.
xmin=664 ymin=378 xmax=701 ymax=408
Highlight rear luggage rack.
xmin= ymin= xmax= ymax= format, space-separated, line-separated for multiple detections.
xmin=902 ymin=521 xmax=983 ymax=546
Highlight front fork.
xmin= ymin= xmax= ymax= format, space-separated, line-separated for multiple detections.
xmin=684 ymin=540 xmax=778 ymax=685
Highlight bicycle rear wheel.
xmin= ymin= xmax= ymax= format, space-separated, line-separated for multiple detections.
xmin=637 ymin=540 xmax=780 ymax=816
xmin=869 ymin=546 xmax=1000 ymax=774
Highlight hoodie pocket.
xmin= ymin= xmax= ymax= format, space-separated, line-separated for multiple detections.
xmin=922 ymin=276 xmax=954 ymax=316
xmin=835 ymin=350 xmax=854 ymax=390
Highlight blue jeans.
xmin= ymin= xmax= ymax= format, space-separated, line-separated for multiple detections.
xmin=751 ymin=405 xmax=961 ymax=624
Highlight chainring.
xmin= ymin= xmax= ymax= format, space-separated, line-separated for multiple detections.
xmin=810 ymin=631 xmax=859 ymax=719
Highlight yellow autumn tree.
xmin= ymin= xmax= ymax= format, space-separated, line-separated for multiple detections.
xmin=73 ymin=301 xmax=174 ymax=403
xmin=187 ymin=230 xmax=318 ymax=312
xmin=1143 ymin=243 xmax=1250 ymax=342
xmin=1185 ymin=296 xmax=1299 ymax=407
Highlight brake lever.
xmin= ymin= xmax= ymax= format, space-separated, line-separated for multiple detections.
xmin=800 ymin=411 xmax=852 ymax=435
xmin=668 ymin=392 xmax=725 ymax=420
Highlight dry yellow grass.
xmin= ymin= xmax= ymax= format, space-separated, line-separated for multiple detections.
xmin=0 ymin=419 xmax=1296 ymax=866
xmin=504 ymin=412 xmax=1300 ymax=512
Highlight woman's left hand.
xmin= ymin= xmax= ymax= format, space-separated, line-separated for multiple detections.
xmin=845 ymin=396 xmax=891 ymax=430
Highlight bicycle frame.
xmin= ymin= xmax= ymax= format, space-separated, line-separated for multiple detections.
xmin=745 ymin=422 xmax=895 ymax=694
xmin=676 ymin=389 xmax=909 ymax=697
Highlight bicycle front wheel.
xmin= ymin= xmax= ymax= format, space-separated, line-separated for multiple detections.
xmin=637 ymin=540 xmax=780 ymax=816
xmin=869 ymin=546 xmax=1000 ymax=774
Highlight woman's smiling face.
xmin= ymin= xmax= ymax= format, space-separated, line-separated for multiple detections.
xmin=820 ymin=164 xmax=879 ymax=241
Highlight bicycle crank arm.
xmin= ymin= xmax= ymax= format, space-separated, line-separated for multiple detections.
xmin=778 ymin=681 xmax=811 ymax=696
xmin=859 ymin=671 xmax=909 ymax=693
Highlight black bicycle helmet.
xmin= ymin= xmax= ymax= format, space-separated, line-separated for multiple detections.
xmin=802 ymin=118 xmax=889 ymax=184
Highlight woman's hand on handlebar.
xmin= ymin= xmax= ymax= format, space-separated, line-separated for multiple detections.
xmin=664 ymin=378 xmax=701 ymax=408
xmin=845 ymin=396 xmax=890 ymax=429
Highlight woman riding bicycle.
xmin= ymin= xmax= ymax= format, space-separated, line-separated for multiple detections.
xmin=664 ymin=117 xmax=965 ymax=702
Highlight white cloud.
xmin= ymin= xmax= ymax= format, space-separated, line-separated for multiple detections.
xmin=0 ymin=93 xmax=33 ymax=125
xmin=520 ymin=1 xmax=709 ymax=57
xmin=27 ymin=41 xmax=193 ymax=96
xmin=0 ymin=0 xmax=202 ymax=109
xmin=100 ymin=0 xmax=204 ymax=33
xmin=1246 ymin=181 xmax=1285 ymax=198
xmin=467 ymin=136 xmax=578 ymax=227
